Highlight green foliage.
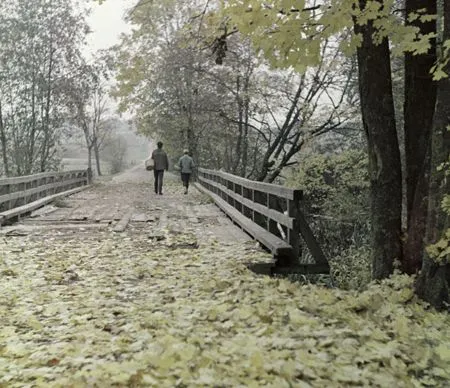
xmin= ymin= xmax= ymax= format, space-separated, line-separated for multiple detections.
xmin=219 ymin=0 xmax=444 ymax=76
xmin=287 ymin=149 xmax=371 ymax=288
xmin=432 ymin=39 xmax=450 ymax=80
xmin=330 ymin=245 xmax=372 ymax=290
xmin=426 ymin=229 xmax=450 ymax=263
xmin=426 ymin=135 xmax=450 ymax=264
xmin=289 ymin=149 xmax=369 ymax=217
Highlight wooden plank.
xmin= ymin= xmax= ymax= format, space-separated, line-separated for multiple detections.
xmin=94 ymin=205 xmax=108 ymax=222
xmin=131 ymin=213 xmax=150 ymax=222
xmin=246 ymin=261 xmax=276 ymax=275
xmin=247 ymin=262 xmax=329 ymax=275
xmin=272 ymin=263 xmax=330 ymax=274
xmin=68 ymin=206 xmax=92 ymax=221
xmin=111 ymin=207 xmax=123 ymax=221
xmin=27 ymin=208 xmax=72 ymax=222
xmin=1 ymin=223 xmax=108 ymax=235
xmin=112 ymin=209 xmax=134 ymax=232
xmin=159 ymin=212 xmax=168 ymax=229
xmin=85 ymin=207 xmax=99 ymax=221
xmin=198 ymin=167 xmax=301 ymax=200
xmin=198 ymin=175 xmax=294 ymax=228
xmin=29 ymin=205 xmax=59 ymax=218
xmin=195 ymin=183 xmax=292 ymax=257
xmin=0 ymin=185 xmax=91 ymax=225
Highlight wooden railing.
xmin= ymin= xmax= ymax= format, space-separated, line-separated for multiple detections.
xmin=0 ymin=169 xmax=90 ymax=225
xmin=196 ymin=167 xmax=329 ymax=274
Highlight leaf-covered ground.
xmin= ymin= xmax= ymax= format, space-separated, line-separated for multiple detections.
xmin=1 ymin=229 xmax=449 ymax=387
xmin=0 ymin=170 xmax=449 ymax=387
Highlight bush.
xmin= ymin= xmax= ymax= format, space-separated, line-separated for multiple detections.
xmin=330 ymin=245 xmax=372 ymax=290
xmin=287 ymin=149 xmax=370 ymax=258
xmin=103 ymin=135 xmax=128 ymax=174
xmin=283 ymin=150 xmax=372 ymax=290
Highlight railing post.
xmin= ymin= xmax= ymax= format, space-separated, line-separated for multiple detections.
xmin=287 ymin=190 xmax=302 ymax=264
xmin=51 ymin=174 xmax=55 ymax=194
xmin=232 ymin=182 xmax=236 ymax=209
xmin=251 ymin=189 xmax=255 ymax=222
xmin=7 ymin=183 xmax=12 ymax=210
xmin=0 ymin=182 xmax=11 ymax=211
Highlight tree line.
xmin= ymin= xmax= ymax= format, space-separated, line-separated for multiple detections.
xmin=0 ymin=0 xmax=128 ymax=178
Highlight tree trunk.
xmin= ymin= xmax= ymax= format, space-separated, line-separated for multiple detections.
xmin=40 ymin=42 xmax=55 ymax=173
xmin=87 ymin=145 xmax=93 ymax=177
xmin=354 ymin=0 xmax=403 ymax=279
xmin=416 ymin=0 xmax=450 ymax=310
xmin=94 ymin=138 xmax=102 ymax=176
xmin=232 ymin=75 xmax=243 ymax=174
xmin=28 ymin=70 xmax=37 ymax=175
xmin=241 ymin=96 xmax=249 ymax=177
xmin=0 ymin=100 xmax=9 ymax=176
xmin=403 ymin=0 xmax=437 ymax=274
xmin=83 ymin=123 xmax=93 ymax=178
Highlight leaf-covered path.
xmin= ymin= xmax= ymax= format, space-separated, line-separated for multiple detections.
xmin=0 ymin=167 xmax=449 ymax=387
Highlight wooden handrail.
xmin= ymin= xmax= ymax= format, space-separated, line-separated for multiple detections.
xmin=199 ymin=175 xmax=294 ymax=228
xmin=198 ymin=167 xmax=300 ymax=200
xmin=0 ymin=169 xmax=90 ymax=221
xmin=197 ymin=168 xmax=329 ymax=271
xmin=0 ymin=170 xmax=86 ymax=185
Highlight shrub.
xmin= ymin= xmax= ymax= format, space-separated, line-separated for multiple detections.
xmin=287 ymin=149 xmax=370 ymax=258
xmin=330 ymin=245 xmax=372 ymax=290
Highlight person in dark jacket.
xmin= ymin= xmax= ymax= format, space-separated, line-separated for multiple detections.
xmin=151 ymin=141 xmax=169 ymax=195
xmin=178 ymin=149 xmax=195 ymax=194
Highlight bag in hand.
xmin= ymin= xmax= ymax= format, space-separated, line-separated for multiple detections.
xmin=145 ymin=158 xmax=154 ymax=171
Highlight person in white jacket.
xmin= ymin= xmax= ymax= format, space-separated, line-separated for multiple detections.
xmin=178 ymin=149 xmax=195 ymax=194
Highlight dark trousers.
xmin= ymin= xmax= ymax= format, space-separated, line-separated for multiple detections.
xmin=181 ymin=173 xmax=191 ymax=189
xmin=154 ymin=170 xmax=164 ymax=194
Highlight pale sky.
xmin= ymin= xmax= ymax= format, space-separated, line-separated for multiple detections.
xmin=84 ymin=0 xmax=135 ymax=117
xmin=85 ymin=0 xmax=133 ymax=57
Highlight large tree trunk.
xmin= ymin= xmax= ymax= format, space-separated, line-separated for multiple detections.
xmin=354 ymin=0 xmax=403 ymax=279
xmin=416 ymin=0 xmax=450 ymax=310
xmin=403 ymin=0 xmax=437 ymax=274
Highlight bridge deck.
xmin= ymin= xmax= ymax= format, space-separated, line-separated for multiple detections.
xmin=1 ymin=166 xmax=252 ymax=246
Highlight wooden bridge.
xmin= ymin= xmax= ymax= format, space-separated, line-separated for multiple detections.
xmin=0 ymin=166 xmax=329 ymax=275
